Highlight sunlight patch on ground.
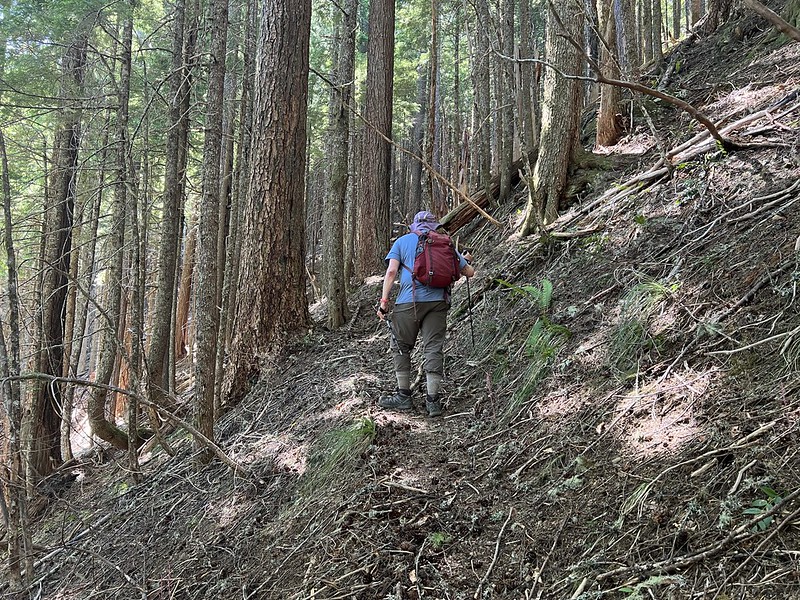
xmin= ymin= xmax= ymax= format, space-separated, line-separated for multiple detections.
xmin=705 ymin=82 xmax=774 ymax=118
xmin=308 ymin=373 xmax=381 ymax=422
xmin=594 ymin=132 xmax=655 ymax=156
xmin=230 ymin=434 xmax=308 ymax=475
xmin=372 ymin=408 xmax=436 ymax=433
xmin=613 ymin=367 xmax=717 ymax=459
xmin=537 ymin=386 xmax=594 ymax=418
xmin=335 ymin=373 xmax=381 ymax=394
xmin=206 ymin=493 xmax=250 ymax=528
xmin=275 ymin=443 xmax=308 ymax=474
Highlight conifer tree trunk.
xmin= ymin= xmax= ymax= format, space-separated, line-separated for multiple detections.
xmin=520 ymin=0 xmax=583 ymax=233
xmin=498 ymin=0 xmax=515 ymax=202
xmin=60 ymin=123 xmax=106 ymax=460
xmin=617 ymin=0 xmax=639 ymax=74
xmin=28 ymin=15 xmax=93 ymax=476
xmin=324 ymin=0 xmax=356 ymax=329
xmin=471 ymin=0 xmax=493 ymax=200
xmin=1 ymin=125 xmax=29 ymax=589
xmin=175 ymin=224 xmax=196 ymax=360
xmin=519 ymin=0 xmax=539 ymax=154
xmin=355 ymin=0 xmax=394 ymax=277
xmin=422 ymin=0 xmax=439 ymax=209
xmin=408 ymin=71 xmax=427 ymax=211
xmin=219 ymin=0 xmax=256 ymax=400
xmin=642 ymin=0 xmax=654 ymax=61
xmin=652 ymin=0 xmax=664 ymax=60
xmin=691 ymin=0 xmax=702 ymax=25
xmin=597 ymin=0 xmax=623 ymax=146
xmin=147 ymin=0 xmax=193 ymax=417
xmin=225 ymin=0 xmax=312 ymax=399
xmin=89 ymin=5 xmax=132 ymax=451
xmin=673 ymin=0 xmax=682 ymax=38
xmin=194 ymin=0 xmax=228 ymax=460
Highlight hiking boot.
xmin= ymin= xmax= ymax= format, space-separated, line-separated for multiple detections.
xmin=378 ymin=389 xmax=413 ymax=410
xmin=426 ymin=394 xmax=443 ymax=417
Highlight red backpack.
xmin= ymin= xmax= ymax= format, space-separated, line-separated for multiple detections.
xmin=408 ymin=231 xmax=461 ymax=288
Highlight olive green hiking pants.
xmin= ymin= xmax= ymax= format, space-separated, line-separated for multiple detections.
xmin=390 ymin=301 xmax=449 ymax=378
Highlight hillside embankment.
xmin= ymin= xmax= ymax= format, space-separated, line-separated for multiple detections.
xmin=3 ymin=8 xmax=800 ymax=600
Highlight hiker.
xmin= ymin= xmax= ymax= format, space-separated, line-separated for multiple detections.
xmin=376 ymin=210 xmax=475 ymax=417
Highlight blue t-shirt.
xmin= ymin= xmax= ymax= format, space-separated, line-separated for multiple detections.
xmin=385 ymin=232 xmax=468 ymax=304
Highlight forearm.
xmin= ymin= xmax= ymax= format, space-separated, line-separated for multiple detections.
xmin=380 ymin=266 xmax=399 ymax=305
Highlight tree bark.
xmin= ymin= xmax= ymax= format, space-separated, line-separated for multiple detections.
xmin=498 ymin=0 xmax=515 ymax=202
xmin=219 ymin=0 xmax=257 ymax=405
xmin=422 ymin=0 xmax=439 ymax=210
xmin=89 ymin=5 xmax=132 ymax=451
xmin=225 ymin=0 xmax=312 ymax=400
xmin=471 ymin=0 xmax=493 ymax=201
xmin=520 ymin=0 xmax=583 ymax=233
xmin=673 ymin=0 xmax=682 ymax=39
xmin=194 ymin=0 xmax=229 ymax=460
xmin=355 ymin=0 xmax=394 ymax=278
xmin=324 ymin=0 xmax=357 ymax=329
xmin=28 ymin=15 xmax=93 ymax=477
xmin=1 ymin=125 xmax=29 ymax=589
xmin=597 ymin=0 xmax=624 ymax=146
xmin=147 ymin=0 xmax=193 ymax=419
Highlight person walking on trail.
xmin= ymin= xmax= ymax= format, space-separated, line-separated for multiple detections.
xmin=375 ymin=210 xmax=476 ymax=417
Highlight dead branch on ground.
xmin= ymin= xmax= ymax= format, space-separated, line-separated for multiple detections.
xmin=743 ymin=0 xmax=800 ymax=42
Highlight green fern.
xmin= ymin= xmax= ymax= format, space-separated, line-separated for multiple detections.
xmin=609 ymin=279 xmax=679 ymax=378
xmin=495 ymin=278 xmax=554 ymax=312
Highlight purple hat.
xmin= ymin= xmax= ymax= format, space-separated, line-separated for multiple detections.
xmin=410 ymin=210 xmax=441 ymax=234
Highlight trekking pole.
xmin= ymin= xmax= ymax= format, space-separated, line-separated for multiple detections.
xmin=466 ymin=277 xmax=475 ymax=351
xmin=385 ymin=317 xmax=403 ymax=355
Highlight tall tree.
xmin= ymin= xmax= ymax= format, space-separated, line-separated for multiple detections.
xmin=519 ymin=0 xmax=539 ymax=155
xmin=324 ymin=0 xmax=357 ymax=329
xmin=498 ymin=0 xmax=515 ymax=202
xmin=652 ymin=0 xmax=664 ymax=60
xmin=422 ymin=0 xmax=439 ymax=209
xmin=27 ymin=12 xmax=94 ymax=477
xmin=146 ymin=0 xmax=194 ymax=418
xmin=471 ymin=0 xmax=493 ymax=200
xmin=1 ymin=125 xmax=28 ymax=588
xmin=89 ymin=3 xmax=133 ymax=451
xmin=225 ymin=0 xmax=312 ymax=398
xmin=218 ymin=0 xmax=257 ymax=403
xmin=617 ymin=0 xmax=639 ymax=74
xmin=194 ymin=0 xmax=229 ymax=460
xmin=354 ymin=0 xmax=395 ymax=277
xmin=519 ymin=0 xmax=584 ymax=232
xmin=597 ymin=0 xmax=623 ymax=146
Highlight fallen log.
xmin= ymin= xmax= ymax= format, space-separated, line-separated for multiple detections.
xmin=440 ymin=155 xmax=528 ymax=234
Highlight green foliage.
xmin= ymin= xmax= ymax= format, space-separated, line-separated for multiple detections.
xmin=609 ymin=279 xmax=679 ymax=378
xmin=547 ymin=475 xmax=583 ymax=498
xmin=493 ymin=278 xmax=571 ymax=418
xmin=302 ymin=417 xmax=376 ymax=493
xmin=428 ymin=531 xmax=451 ymax=548
xmin=743 ymin=486 xmax=782 ymax=531
xmin=495 ymin=277 xmax=553 ymax=313
xmin=618 ymin=575 xmax=685 ymax=599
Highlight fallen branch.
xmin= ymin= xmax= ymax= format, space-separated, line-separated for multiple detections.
xmin=475 ymin=507 xmax=514 ymax=598
xmin=547 ymin=0 xmax=733 ymax=150
xmin=742 ymin=0 xmax=800 ymax=41
xmin=598 ymin=488 xmax=800 ymax=584
xmin=4 ymin=373 xmax=251 ymax=477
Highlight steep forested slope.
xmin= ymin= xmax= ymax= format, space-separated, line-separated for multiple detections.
xmin=3 ymin=12 xmax=800 ymax=600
